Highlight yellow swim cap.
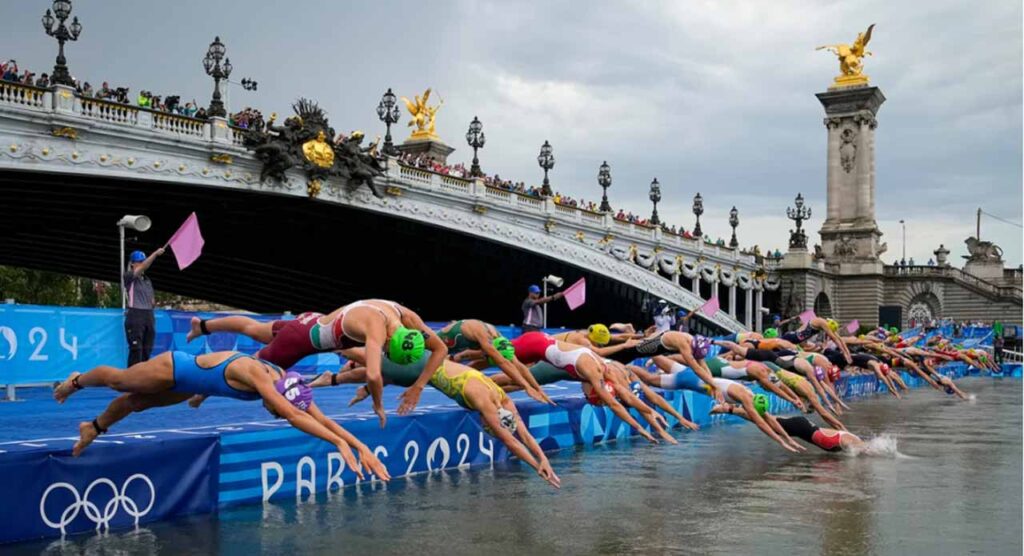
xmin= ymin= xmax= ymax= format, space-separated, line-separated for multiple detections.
xmin=588 ymin=324 xmax=611 ymax=346
xmin=826 ymin=318 xmax=839 ymax=332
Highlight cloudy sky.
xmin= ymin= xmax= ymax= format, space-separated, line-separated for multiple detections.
xmin=4 ymin=0 xmax=1021 ymax=265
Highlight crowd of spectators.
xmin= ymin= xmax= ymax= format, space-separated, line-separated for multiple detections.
xmin=229 ymin=107 xmax=264 ymax=131
xmin=2 ymin=59 xmax=213 ymax=119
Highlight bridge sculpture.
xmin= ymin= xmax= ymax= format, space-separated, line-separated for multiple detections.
xmin=0 ymin=81 xmax=779 ymax=332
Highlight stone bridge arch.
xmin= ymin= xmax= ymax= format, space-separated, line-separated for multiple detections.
xmin=813 ymin=291 xmax=833 ymax=318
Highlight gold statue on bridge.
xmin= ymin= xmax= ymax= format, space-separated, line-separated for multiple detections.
xmin=402 ymin=88 xmax=444 ymax=140
xmin=817 ymin=24 xmax=875 ymax=89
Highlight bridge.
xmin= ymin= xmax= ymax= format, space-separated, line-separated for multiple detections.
xmin=0 ymin=81 xmax=776 ymax=332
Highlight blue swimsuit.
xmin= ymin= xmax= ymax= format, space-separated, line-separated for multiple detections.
xmin=171 ymin=352 xmax=275 ymax=401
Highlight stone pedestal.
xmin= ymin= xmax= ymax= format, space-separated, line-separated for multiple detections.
xmin=780 ymin=249 xmax=814 ymax=269
xmin=963 ymin=259 xmax=1004 ymax=280
xmin=396 ymin=137 xmax=455 ymax=165
xmin=816 ymin=86 xmax=886 ymax=272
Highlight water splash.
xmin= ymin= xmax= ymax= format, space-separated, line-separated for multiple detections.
xmin=967 ymin=393 xmax=978 ymax=404
xmin=847 ymin=433 xmax=913 ymax=458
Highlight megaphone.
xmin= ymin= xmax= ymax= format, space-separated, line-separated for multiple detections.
xmin=543 ymin=274 xmax=564 ymax=288
xmin=117 ymin=214 xmax=151 ymax=232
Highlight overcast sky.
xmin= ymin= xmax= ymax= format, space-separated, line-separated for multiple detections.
xmin=4 ymin=0 xmax=1021 ymax=265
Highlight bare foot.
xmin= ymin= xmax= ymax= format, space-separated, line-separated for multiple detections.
xmin=72 ymin=421 xmax=97 ymax=457
xmin=186 ymin=317 xmax=203 ymax=343
xmin=309 ymin=372 xmax=335 ymax=389
xmin=53 ymin=372 xmax=81 ymax=404
xmin=348 ymin=386 xmax=370 ymax=407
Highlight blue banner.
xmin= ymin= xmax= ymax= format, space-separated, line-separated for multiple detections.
xmin=0 ymin=434 xmax=219 ymax=544
xmin=0 ymin=304 xmax=127 ymax=385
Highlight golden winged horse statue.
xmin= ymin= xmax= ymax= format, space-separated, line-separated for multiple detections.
xmin=817 ymin=24 xmax=875 ymax=88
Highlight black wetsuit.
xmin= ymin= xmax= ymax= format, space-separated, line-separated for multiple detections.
xmin=777 ymin=416 xmax=843 ymax=452
xmin=607 ymin=333 xmax=676 ymax=364
xmin=825 ymin=347 xmax=878 ymax=369
xmin=781 ymin=327 xmax=818 ymax=344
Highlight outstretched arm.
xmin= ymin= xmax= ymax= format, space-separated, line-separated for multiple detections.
xmin=398 ymin=311 xmax=449 ymax=415
xmin=306 ymin=403 xmax=390 ymax=481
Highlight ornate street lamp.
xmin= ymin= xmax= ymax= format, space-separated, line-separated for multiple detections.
xmin=41 ymin=0 xmax=82 ymax=87
xmin=648 ymin=178 xmax=662 ymax=226
xmin=537 ymin=140 xmax=555 ymax=197
xmin=376 ymin=88 xmax=401 ymax=156
xmin=597 ymin=161 xmax=612 ymax=212
xmin=465 ymin=116 xmax=485 ymax=176
xmin=786 ymin=192 xmax=812 ymax=249
xmin=729 ymin=206 xmax=740 ymax=248
xmin=692 ymin=192 xmax=704 ymax=237
xmin=240 ymin=77 xmax=258 ymax=91
xmin=203 ymin=36 xmax=232 ymax=118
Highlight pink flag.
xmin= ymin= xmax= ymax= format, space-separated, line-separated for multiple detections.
xmin=167 ymin=212 xmax=204 ymax=270
xmin=798 ymin=309 xmax=816 ymax=324
xmin=698 ymin=297 xmax=720 ymax=317
xmin=845 ymin=320 xmax=860 ymax=334
xmin=563 ymin=278 xmax=586 ymax=310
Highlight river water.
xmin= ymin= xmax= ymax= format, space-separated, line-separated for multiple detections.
xmin=15 ymin=377 xmax=1022 ymax=555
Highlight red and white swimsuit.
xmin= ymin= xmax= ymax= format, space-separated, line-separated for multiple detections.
xmin=511 ymin=331 xmax=598 ymax=379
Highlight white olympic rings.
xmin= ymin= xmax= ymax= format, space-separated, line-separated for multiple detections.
xmin=39 ymin=473 xmax=155 ymax=535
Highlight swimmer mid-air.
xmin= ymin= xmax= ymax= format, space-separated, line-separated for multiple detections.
xmin=52 ymin=351 xmax=390 ymax=481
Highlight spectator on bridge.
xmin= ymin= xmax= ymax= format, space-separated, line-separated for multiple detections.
xmin=927 ymin=258 xmax=935 ymax=266
xmin=35 ymin=73 xmax=50 ymax=88
xmin=195 ymin=107 xmax=208 ymax=119
xmin=522 ymin=284 xmax=563 ymax=332
xmin=124 ymin=247 xmax=165 ymax=366
xmin=0 ymin=60 xmax=17 ymax=81
xmin=909 ymin=257 xmax=916 ymax=266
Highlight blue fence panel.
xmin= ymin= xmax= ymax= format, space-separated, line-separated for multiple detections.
xmin=0 ymin=304 xmax=127 ymax=385
xmin=0 ymin=433 xmax=220 ymax=544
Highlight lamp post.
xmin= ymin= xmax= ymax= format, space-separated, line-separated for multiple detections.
xmin=41 ymin=0 xmax=82 ymax=87
xmin=202 ymin=36 xmax=232 ymax=118
xmin=786 ymin=192 xmax=811 ymax=249
xmin=729 ymin=206 xmax=739 ymax=248
xmin=537 ymin=140 xmax=555 ymax=197
xmin=116 ymin=215 xmax=152 ymax=310
xmin=376 ymin=88 xmax=401 ymax=156
xmin=465 ymin=116 xmax=485 ymax=176
xmin=899 ymin=219 xmax=907 ymax=264
xmin=692 ymin=192 xmax=704 ymax=237
xmin=648 ymin=178 xmax=662 ymax=226
xmin=598 ymin=161 xmax=612 ymax=212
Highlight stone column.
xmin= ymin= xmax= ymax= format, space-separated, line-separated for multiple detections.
xmin=816 ymin=86 xmax=886 ymax=273
xmin=728 ymin=284 xmax=737 ymax=318
xmin=691 ymin=276 xmax=699 ymax=294
xmin=754 ymin=289 xmax=763 ymax=332
xmin=744 ymin=288 xmax=753 ymax=329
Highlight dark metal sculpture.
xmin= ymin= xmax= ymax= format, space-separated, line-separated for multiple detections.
xmin=41 ymin=0 xmax=82 ymax=87
xmin=648 ymin=178 xmax=661 ymax=226
xmin=538 ymin=140 xmax=554 ymax=197
xmin=598 ymin=161 xmax=611 ymax=212
xmin=241 ymin=98 xmax=384 ymax=198
xmin=692 ymin=192 xmax=704 ymax=237
xmin=729 ymin=206 xmax=739 ymax=248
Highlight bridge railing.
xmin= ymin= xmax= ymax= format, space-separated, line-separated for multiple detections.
xmin=884 ymin=265 xmax=1022 ymax=301
xmin=0 ymin=82 xmax=49 ymax=110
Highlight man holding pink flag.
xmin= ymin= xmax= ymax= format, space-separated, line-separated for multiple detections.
xmin=122 ymin=212 xmax=204 ymax=365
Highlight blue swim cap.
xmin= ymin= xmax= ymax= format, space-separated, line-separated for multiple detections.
xmin=528 ymin=285 xmax=541 ymax=294
xmin=130 ymin=250 xmax=146 ymax=262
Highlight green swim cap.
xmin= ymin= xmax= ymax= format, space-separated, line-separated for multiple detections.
xmin=889 ymin=326 xmax=899 ymax=334
xmin=388 ymin=326 xmax=425 ymax=364
xmin=764 ymin=328 xmax=779 ymax=339
xmin=487 ymin=336 xmax=515 ymax=366
xmin=753 ymin=393 xmax=769 ymax=416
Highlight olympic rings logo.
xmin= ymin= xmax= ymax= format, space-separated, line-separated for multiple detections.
xmin=39 ymin=474 xmax=155 ymax=535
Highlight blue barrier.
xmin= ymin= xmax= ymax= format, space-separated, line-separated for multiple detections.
xmin=0 ymin=432 xmax=219 ymax=544
xmin=0 ymin=303 xmax=563 ymax=386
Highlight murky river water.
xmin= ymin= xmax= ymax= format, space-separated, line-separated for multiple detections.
xmin=13 ymin=377 xmax=1021 ymax=555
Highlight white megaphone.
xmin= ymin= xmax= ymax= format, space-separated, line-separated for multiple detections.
xmin=543 ymin=274 xmax=564 ymax=288
xmin=117 ymin=214 xmax=152 ymax=232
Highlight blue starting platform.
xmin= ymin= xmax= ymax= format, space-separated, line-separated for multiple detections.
xmin=0 ymin=362 xmax=1014 ymax=544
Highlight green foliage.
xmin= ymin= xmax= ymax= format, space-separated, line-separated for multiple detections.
xmin=0 ymin=266 xmax=121 ymax=307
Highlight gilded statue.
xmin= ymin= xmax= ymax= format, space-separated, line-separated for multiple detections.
xmin=401 ymin=88 xmax=444 ymax=140
xmin=817 ymin=24 xmax=875 ymax=88
xmin=301 ymin=130 xmax=335 ymax=169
